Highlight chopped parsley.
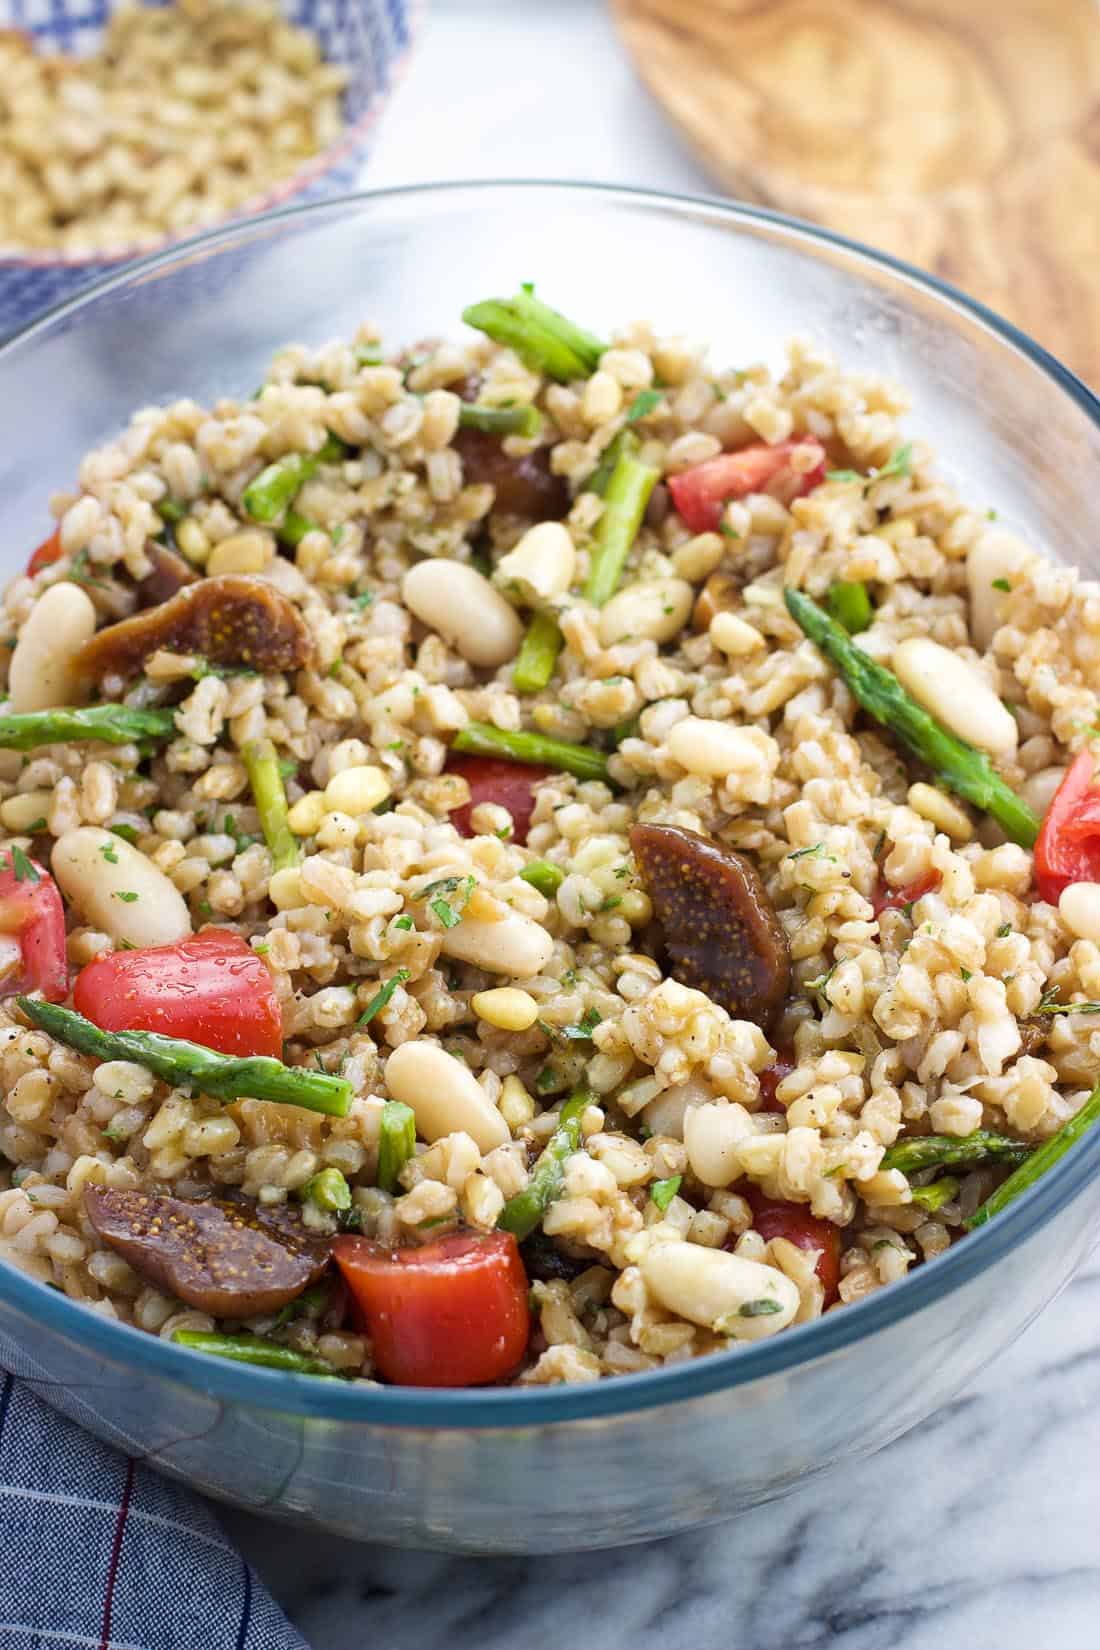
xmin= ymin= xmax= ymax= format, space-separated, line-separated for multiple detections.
xmin=560 ymin=1007 xmax=603 ymax=1041
xmin=1036 ymin=989 xmax=1100 ymax=1016
xmin=738 ymin=1298 xmax=783 ymax=1317
xmin=358 ymin=968 xmax=411 ymax=1026
xmin=804 ymin=962 xmax=837 ymax=993
xmin=393 ymin=915 xmax=414 ymax=931
xmin=109 ymin=823 xmax=139 ymax=845
xmin=996 ymin=923 xmax=1012 ymax=938
xmin=625 ymin=388 xmax=662 ymax=423
xmin=24 ymin=818 xmax=47 ymax=834
xmin=960 ymin=966 xmax=972 ymax=981
xmin=354 ymin=590 xmax=374 ymax=610
xmin=113 ymin=890 xmax=139 ymax=903
xmin=877 ymin=442 xmax=913 ymax=479
xmin=825 ymin=468 xmax=862 ymax=483
xmin=431 ymin=897 xmax=463 ymax=929
xmin=99 ymin=842 xmax=119 ymax=864
xmin=788 ymin=842 xmax=827 ymax=861
xmin=650 ymin=1175 xmax=681 ymax=1212
xmin=8 ymin=846 xmax=39 ymax=883
xmin=991 ymin=577 xmax=1011 ymax=592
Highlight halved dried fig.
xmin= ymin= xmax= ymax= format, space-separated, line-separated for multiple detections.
xmin=75 ymin=575 xmax=311 ymax=679
xmin=136 ymin=543 xmax=199 ymax=608
xmin=453 ymin=427 xmax=569 ymax=520
xmin=84 ymin=1185 xmax=332 ymax=1317
xmin=630 ymin=822 xmax=790 ymax=1028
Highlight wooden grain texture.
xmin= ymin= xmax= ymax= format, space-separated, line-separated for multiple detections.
xmin=611 ymin=0 xmax=1100 ymax=384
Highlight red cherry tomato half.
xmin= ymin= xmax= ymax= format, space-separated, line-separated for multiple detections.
xmin=871 ymin=869 xmax=942 ymax=918
xmin=26 ymin=527 xmax=63 ymax=577
xmin=1034 ymin=750 xmax=1100 ymax=906
xmin=0 ymin=852 xmax=67 ymax=1002
xmin=334 ymin=1230 xmax=531 ymax=1387
xmin=447 ymin=755 xmax=553 ymax=846
xmin=743 ymin=1190 xmax=842 ymax=1305
xmin=73 ymin=929 xmax=282 ymax=1058
xmin=758 ymin=1056 xmax=795 ymax=1113
xmin=667 ymin=439 xmax=827 ymax=533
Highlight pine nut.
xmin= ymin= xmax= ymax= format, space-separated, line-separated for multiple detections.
xmin=471 ymin=987 xmax=539 ymax=1031
xmin=287 ymin=791 xmax=327 ymax=836
xmin=1059 ymin=882 xmax=1100 ymax=942
xmin=907 ymin=782 xmax=973 ymax=842
xmin=402 ymin=560 xmax=523 ymax=668
xmin=9 ymin=582 xmax=96 ymax=711
xmin=966 ymin=527 xmax=1031 ymax=649
xmin=385 ymin=1041 xmax=509 ymax=1152
xmin=52 ymin=826 xmax=191 ymax=946
xmin=709 ymin=612 xmax=765 ymax=656
xmin=206 ymin=531 xmax=271 ymax=576
xmin=598 ymin=579 xmax=693 ymax=647
xmin=667 ymin=716 xmax=771 ymax=778
xmin=892 ymin=638 xmax=1017 ymax=757
xmin=323 ymin=765 xmax=390 ymax=816
xmin=495 ymin=522 xmax=576 ymax=604
xmin=641 ymin=1240 xmax=799 ymax=1340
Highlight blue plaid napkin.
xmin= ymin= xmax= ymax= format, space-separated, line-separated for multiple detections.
xmin=0 ymin=1374 xmax=308 ymax=1650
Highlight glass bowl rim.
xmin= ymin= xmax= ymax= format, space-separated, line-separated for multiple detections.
xmin=1 ymin=177 xmax=1097 ymax=1429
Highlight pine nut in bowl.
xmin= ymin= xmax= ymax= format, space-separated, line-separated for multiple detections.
xmin=1 ymin=183 xmax=1100 ymax=1553
xmin=0 ymin=0 xmax=417 ymax=335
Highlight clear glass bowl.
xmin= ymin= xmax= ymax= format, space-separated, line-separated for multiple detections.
xmin=1 ymin=182 xmax=1098 ymax=1554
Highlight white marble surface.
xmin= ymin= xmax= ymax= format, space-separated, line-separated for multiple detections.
xmin=224 ymin=4 xmax=1100 ymax=1645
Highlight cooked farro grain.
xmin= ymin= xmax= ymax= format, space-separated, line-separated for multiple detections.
xmin=0 ymin=0 xmax=347 ymax=255
xmin=2 ymin=292 xmax=1099 ymax=1389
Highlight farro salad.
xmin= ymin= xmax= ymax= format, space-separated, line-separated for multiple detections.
xmin=1 ymin=287 xmax=1099 ymax=1389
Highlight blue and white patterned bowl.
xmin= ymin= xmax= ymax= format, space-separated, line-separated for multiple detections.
xmin=0 ymin=0 xmax=417 ymax=336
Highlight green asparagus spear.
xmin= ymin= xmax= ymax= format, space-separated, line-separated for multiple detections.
xmin=520 ymin=859 xmax=565 ymax=897
xmin=462 ymin=289 xmax=605 ymax=382
xmin=784 ymin=588 xmax=1040 ymax=847
xmin=173 ymin=1330 xmax=344 ymax=1377
xmin=513 ymin=611 xmax=564 ymax=694
xmin=908 ymin=1176 xmax=960 ymax=1213
xmin=0 ymin=706 xmax=176 ymax=752
xmin=586 ymin=428 xmax=639 ymax=497
xmin=242 ymin=738 xmax=300 ymax=872
xmin=967 ymin=1081 xmax=1100 ymax=1229
xmin=242 ymin=434 xmax=350 ymax=523
xmin=458 ymin=402 xmax=544 ymax=439
xmin=880 ymin=1131 xmax=1033 ymax=1176
xmin=452 ymin=721 xmax=609 ymax=784
xmin=277 ymin=509 xmax=317 ymax=548
xmin=376 ymin=1099 xmax=416 ymax=1195
xmin=583 ymin=451 xmax=660 ymax=607
xmin=302 ymin=1167 xmax=352 ymax=1212
xmin=825 ymin=580 xmax=873 ymax=635
xmin=498 ymin=1088 xmax=592 ymax=1240
xmin=17 ymin=999 xmax=351 ymax=1117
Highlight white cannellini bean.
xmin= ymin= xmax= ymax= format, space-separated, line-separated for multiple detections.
xmin=892 ymin=638 xmax=1017 ymax=758
xmin=9 ymin=583 xmax=96 ymax=711
xmin=641 ymin=1240 xmax=799 ymax=1341
xmin=1059 ymin=882 xmax=1100 ymax=943
xmin=440 ymin=908 xmax=554 ymax=977
xmin=667 ymin=716 xmax=769 ymax=778
xmin=52 ymin=827 xmax=192 ymax=947
xmin=966 ymin=527 xmax=1032 ymax=650
xmin=598 ymin=578 xmax=694 ymax=647
xmin=684 ymin=1101 xmax=756 ymax=1186
xmin=384 ymin=1041 xmax=509 ymax=1152
xmin=494 ymin=522 xmax=576 ymax=603
xmin=402 ymin=560 xmax=523 ymax=668
xmin=641 ymin=1075 xmax=715 ymax=1141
